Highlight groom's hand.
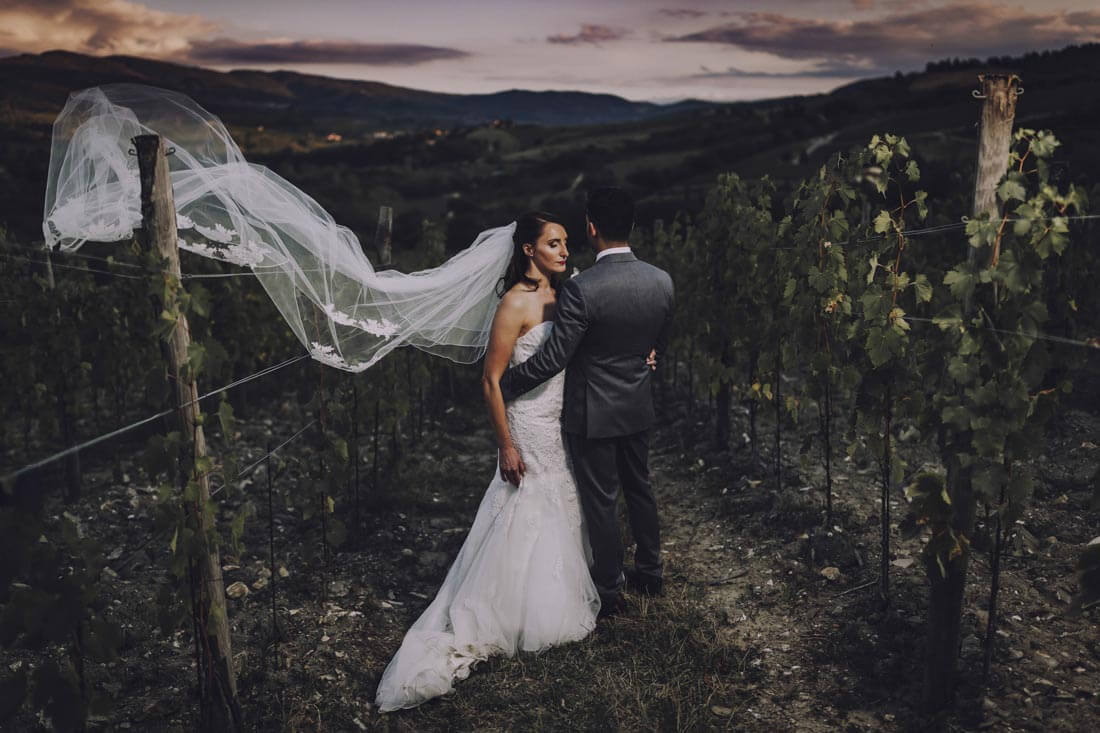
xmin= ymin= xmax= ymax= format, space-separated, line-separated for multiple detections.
xmin=499 ymin=444 xmax=526 ymax=487
xmin=646 ymin=349 xmax=658 ymax=371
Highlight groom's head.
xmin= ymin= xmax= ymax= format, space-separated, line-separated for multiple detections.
xmin=585 ymin=187 xmax=634 ymax=247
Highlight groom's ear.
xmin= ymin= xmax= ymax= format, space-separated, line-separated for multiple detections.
xmin=586 ymin=219 xmax=597 ymax=239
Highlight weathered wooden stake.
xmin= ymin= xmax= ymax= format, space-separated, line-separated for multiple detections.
xmin=43 ymin=249 xmax=83 ymax=501
xmin=880 ymin=381 xmax=892 ymax=604
xmin=922 ymin=72 xmax=1020 ymax=713
xmin=715 ymin=341 xmax=731 ymax=451
xmin=375 ymin=205 xmax=394 ymax=266
xmin=352 ymin=380 xmax=361 ymax=526
xmin=134 ymin=134 xmax=241 ymax=730
xmin=372 ymin=398 xmax=380 ymax=491
xmin=971 ymin=73 xmax=1022 ymax=268
xmin=266 ymin=440 xmax=278 ymax=666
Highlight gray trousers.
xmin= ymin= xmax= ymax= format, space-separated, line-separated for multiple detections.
xmin=566 ymin=429 xmax=662 ymax=604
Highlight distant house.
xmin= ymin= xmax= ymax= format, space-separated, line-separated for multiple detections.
xmin=372 ymin=131 xmax=395 ymax=140
xmin=326 ymin=133 xmax=343 ymax=143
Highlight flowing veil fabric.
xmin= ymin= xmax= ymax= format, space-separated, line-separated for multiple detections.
xmin=42 ymin=83 xmax=515 ymax=370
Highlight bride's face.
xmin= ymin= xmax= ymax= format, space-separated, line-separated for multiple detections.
xmin=524 ymin=223 xmax=569 ymax=276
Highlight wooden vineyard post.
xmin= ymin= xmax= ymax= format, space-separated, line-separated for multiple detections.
xmin=372 ymin=206 xmax=393 ymax=490
xmin=133 ymin=134 xmax=241 ymax=730
xmin=715 ymin=341 xmax=731 ymax=451
xmin=352 ymin=380 xmax=360 ymax=527
xmin=970 ymin=74 xmax=1021 ymax=269
xmin=922 ymin=73 xmax=1020 ymax=713
xmin=375 ymin=205 xmax=394 ymax=266
xmin=43 ymin=250 xmax=83 ymax=502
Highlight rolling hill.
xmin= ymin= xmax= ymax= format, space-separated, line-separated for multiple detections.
xmin=0 ymin=50 xmax=712 ymax=129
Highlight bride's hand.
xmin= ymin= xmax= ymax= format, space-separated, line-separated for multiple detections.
xmin=499 ymin=444 xmax=526 ymax=487
xmin=646 ymin=349 xmax=658 ymax=371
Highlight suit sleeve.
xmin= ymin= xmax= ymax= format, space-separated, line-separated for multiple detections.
xmin=499 ymin=278 xmax=588 ymax=402
xmin=654 ymin=274 xmax=674 ymax=359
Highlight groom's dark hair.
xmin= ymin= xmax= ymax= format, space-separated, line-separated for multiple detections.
xmin=586 ymin=187 xmax=634 ymax=242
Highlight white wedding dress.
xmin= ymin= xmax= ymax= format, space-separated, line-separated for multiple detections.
xmin=375 ymin=321 xmax=601 ymax=712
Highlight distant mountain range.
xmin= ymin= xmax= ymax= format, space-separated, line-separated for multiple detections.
xmin=0 ymin=50 xmax=715 ymax=128
xmin=3 ymin=44 xmax=1100 ymax=134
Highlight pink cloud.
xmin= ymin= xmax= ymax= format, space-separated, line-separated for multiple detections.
xmin=0 ymin=0 xmax=468 ymax=67
xmin=547 ymin=24 xmax=630 ymax=45
xmin=188 ymin=39 xmax=468 ymax=66
xmin=659 ymin=8 xmax=708 ymax=20
xmin=667 ymin=3 xmax=1100 ymax=70
xmin=0 ymin=0 xmax=215 ymax=58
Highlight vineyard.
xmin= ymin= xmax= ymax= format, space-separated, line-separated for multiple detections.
xmin=1 ymin=72 xmax=1099 ymax=731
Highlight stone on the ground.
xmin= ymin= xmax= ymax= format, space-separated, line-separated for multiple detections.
xmin=226 ymin=581 xmax=249 ymax=599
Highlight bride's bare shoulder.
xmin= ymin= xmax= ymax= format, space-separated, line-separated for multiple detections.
xmin=494 ymin=287 xmax=530 ymax=327
xmin=496 ymin=285 xmax=541 ymax=335
xmin=503 ymin=281 xmax=541 ymax=298
xmin=498 ymin=286 xmax=530 ymax=313
xmin=501 ymin=284 xmax=545 ymax=312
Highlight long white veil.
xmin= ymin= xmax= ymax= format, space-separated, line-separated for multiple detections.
xmin=43 ymin=83 xmax=514 ymax=371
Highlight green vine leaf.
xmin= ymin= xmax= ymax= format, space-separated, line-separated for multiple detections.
xmin=873 ymin=210 xmax=893 ymax=234
xmin=913 ymin=273 xmax=933 ymax=303
xmin=997 ymin=176 xmax=1027 ymax=204
xmin=866 ymin=253 xmax=880 ymax=285
xmin=944 ymin=268 xmax=975 ymax=302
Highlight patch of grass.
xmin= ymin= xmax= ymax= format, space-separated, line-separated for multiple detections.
xmin=380 ymin=585 xmax=760 ymax=731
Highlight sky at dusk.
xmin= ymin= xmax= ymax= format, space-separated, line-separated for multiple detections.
xmin=1 ymin=0 xmax=1098 ymax=102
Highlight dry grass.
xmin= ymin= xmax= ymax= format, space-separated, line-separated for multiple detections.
xmin=379 ymin=585 xmax=760 ymax=732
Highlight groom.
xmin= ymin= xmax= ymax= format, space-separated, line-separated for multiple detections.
xmin=500 ymin=187 xmax=674 ymax=616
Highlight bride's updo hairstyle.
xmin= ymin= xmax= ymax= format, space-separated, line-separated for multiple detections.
xmin=496 ymin=211 xmax=566 ymax=297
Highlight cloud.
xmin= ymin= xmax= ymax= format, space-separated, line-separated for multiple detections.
xmin=667 ymin=2 xmax=1100 ymax=71
xmin=547 ymin=24 xmax=630 ymax=45
xmin=0 ymin=0 xmax=468 ymax=67
xmin=187 ymin=39 xmax=468 ymax=66
xmin=1066 ymin=10 xmax=1100 ymax=28
xmin=851 ymin=0 xmax=876 ymax=9
xmin=659 ymin=8 xmax=708 ymax=20
xmin=0 ymin=0 xmax=216 ymax=58
xmin=693 ymin=63 xmax=872 ymax=79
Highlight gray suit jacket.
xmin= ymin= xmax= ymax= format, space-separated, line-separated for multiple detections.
xmin=499 ymin=251 xmax=674 ymax=438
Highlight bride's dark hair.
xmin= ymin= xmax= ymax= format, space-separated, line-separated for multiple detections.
xmin=496 ymin=211 xmax=566 ymax=297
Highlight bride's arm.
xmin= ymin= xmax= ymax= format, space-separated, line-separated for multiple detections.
xmin=481 ymin=293 xmax=527 ymax=486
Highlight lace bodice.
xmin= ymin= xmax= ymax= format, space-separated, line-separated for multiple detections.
xmin=506 ymin=322 xmax=567 ymax=466
xmin=509 ymin=320 xmax=554 ymax=365
xmin=506 ymin=321 xmax=565 ymax=428
xmin=498 ymin=319 xmax=579 ymax=524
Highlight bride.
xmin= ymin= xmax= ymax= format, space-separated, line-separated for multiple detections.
xmin=374 ymin=212 xmax=601 ymax=712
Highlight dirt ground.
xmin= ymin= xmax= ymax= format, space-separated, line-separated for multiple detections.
xmin=3 ymin=367 xmax=1098 ymax=731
